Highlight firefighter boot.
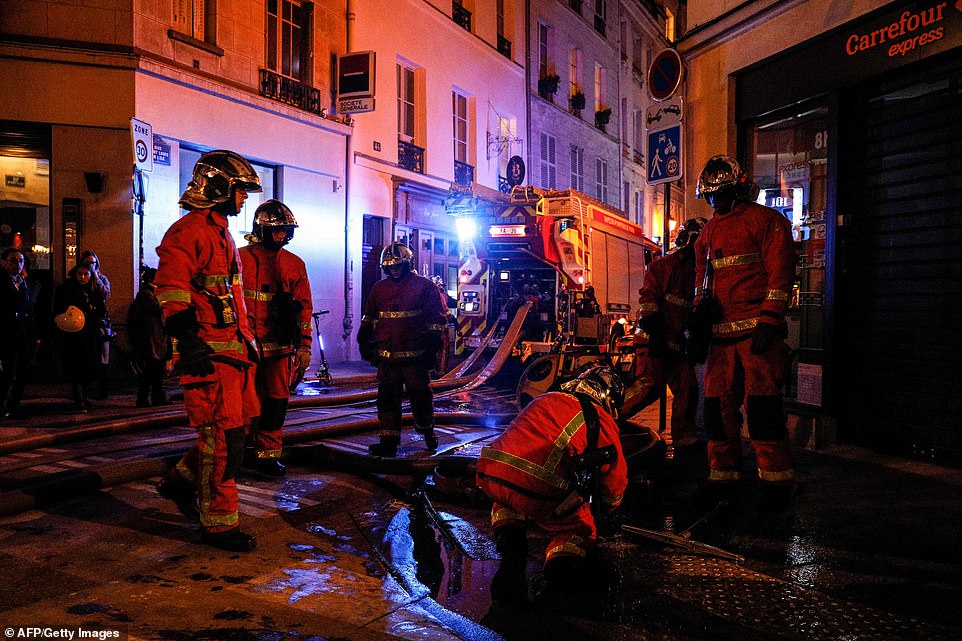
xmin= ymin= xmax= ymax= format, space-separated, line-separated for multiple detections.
xmin=490 ymin=524 xmax=529 ymax=608
xmin=537 ymin=556 xmax=592 ymax=615
xmin=200 ymin=528 xmax=257 ymax=552
xmin=415 ymin=424 xmax=439 ymax=451
xmin=156 ymin=470 xmax=199 ymax=522
xmin=255 ymin=457 xmax=286 ymax=478
xmin=368 ymin=437 xmax=400 ymax=457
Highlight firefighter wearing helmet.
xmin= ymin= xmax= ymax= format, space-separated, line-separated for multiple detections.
xmin=622 ymin=217 xmax=706 ymax=461
xmin=476 ymin=364 xmax=628 ymax=609
xmin=154 ymin=150 xmax=262 ymax=552
xmin=691 ymin=155 xmax=796 ymax=508
xmin=239 ymin=199 xmax=313 ymax=478
xmin=357 ymin=241 xmax=447 ymax=457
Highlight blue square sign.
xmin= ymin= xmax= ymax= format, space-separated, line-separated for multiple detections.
xmin=647 ymin=123 xmax=682 ymax=186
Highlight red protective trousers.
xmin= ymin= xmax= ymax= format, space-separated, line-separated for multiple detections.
xmin=252 ymin=355 xmax=291 ymax=455
xmin=624 ymin=354 xmax=698 ymax=447
xmin=703 ymin=337 xmax=792 ymax=483
xmin=174 ymin=362 xmax=258 ymax=533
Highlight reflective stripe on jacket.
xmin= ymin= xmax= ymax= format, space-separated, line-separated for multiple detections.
xmin=694 ymin=202 xmax=795 ymax=339
xmin=476 ymin=392 xmax=628 ymax=513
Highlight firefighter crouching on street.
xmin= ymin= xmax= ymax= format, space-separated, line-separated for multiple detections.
xmin=476 ymin=365 xmax=628 ymax=609
xmin=154 ymin=150 xmax=262 ymax=552
xmin=239 ymin=199 xmax=313 ymax=478
xmin=622 ymin=217 xmax=705 ymax=462
xmin=358 ymin=242 xmax=447 ymax=457
xmin=690 ymin=155 xmax=796 ymax=510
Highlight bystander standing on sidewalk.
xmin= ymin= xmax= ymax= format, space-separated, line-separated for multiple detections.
xmin=0 ymin=248 xmax=40 ymax=419
xmin=79 ymin=249 xmax=113 ymax=399
xmin=53 ymin=263 xmax=106 ymax=412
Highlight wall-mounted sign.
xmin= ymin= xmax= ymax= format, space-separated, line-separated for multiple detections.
xmin=337 ymin=51 xmax=376 ymax=114
xmin=153 ymin=135 xmax=171 ymax=167
xmin=506 ymin=155 xmax=525 ymax=186
xmin=131 ymin=117 xmax=153 ymax=172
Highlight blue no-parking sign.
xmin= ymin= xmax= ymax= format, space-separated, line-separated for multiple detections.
xmin=646 ymin=123 xmax=682 ymax=186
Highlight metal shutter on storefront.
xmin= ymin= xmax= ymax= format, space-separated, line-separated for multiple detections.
xmin=837 ymin=54 xmax=962 ymax=460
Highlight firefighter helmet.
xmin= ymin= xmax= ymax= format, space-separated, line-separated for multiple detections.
xmin=251 ymin=199 xmax=298 ymax=247
xmin=674 ymin=217 xmax=708 ymax=249
xmin=179 ymin=150 xmax=263 ymax=210
xmin=380 ymin=242 xmax=414 ymax=276
xmin=694 ymin=155 xmax=751 ymax=202
xmin=560 ymin=363 xmax=625 ymax=417
xmin=55 ymin=305 xmax=86 ymax=333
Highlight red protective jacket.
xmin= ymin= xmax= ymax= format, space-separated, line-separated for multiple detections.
xmin=155 ymin=208 xmax=254 ymax=369
xmin=637 ymin=248 xmax=695 ymax=354
xmin=239 ymin=243 xmax=312 ymax=358
xmin=360 ymin=271 xmax=447 ymax=362
xmin=694 ymin=201 xmax=795 ymax=339
xmin=477 ymin=391 xmax=628 ymax=519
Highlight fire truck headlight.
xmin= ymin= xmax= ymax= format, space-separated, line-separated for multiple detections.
xmin=456 ymin=217 xmax=477 ymax=241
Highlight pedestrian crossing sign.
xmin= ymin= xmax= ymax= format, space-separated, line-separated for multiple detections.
xmin=646 ymin=123 xmax=682 ymax=186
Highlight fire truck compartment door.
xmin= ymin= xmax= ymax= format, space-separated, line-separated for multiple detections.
xmin=553 ymin=219 xmax=585 ymax=287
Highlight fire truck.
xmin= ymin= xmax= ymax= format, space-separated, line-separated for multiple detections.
xmin=449 ymin=186 xmax=662 ymax=403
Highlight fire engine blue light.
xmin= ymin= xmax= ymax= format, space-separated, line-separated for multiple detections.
xmin=456 ymin=217 xmax=477 ymax=241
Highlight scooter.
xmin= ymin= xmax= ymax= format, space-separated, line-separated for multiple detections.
xmin=311 ymin=310 xmax=333 ymax=386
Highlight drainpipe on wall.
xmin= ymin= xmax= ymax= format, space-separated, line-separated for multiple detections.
xmin=524 ymin=0 xmax=532 ymax=182
xmin=342 ymin=0 xmax=356 ymax=348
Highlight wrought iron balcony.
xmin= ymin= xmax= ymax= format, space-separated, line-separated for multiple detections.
xmin=258 ymin=69 xmax=322 ymax=116
xmin=452 ymin=2 xmax=472 ymax=31
xmin=398 ymin=139 xmax=425 ymax=174
xmin=498 ymin=175 xmax=511 ymax=194
xmin=454 ymin=160 xmax=474 ymax=186
xmin=497 ymin=35 xmax=512 ymax=58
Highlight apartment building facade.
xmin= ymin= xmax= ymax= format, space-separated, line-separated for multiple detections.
xmin=345 ymin=0 xmax=526 ymax=324
xmin=0 ymin=0 xmax=351 ymax=367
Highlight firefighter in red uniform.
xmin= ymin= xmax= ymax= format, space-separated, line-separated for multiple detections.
xmin=154 ymin=150 xmax=261 ymax=552
xmin=358 ymin=242 xmax=447 ymax=457
xmin=239 ymin=199 xmax=313 ymax=478
xmin=476 ymin=365 xmax=628 ymax=608
xmin=691 ymin=155 xmax=795 ymax=508
xmin=623 ymin=218 xmax=706 ymax=454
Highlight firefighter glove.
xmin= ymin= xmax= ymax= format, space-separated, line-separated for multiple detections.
xmin=175 ymin=332 xmax=215 ymax=376
xmin=750 ymin=321 xmax=779 ymax=355
xmin=640 ymin=313 xmax=668 ymax=358
xmin=294 ymin=346 xmax=311 ymax=372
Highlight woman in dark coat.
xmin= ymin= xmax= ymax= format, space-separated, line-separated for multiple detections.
xmin=53 ymin=264 xmax=107 ymax=411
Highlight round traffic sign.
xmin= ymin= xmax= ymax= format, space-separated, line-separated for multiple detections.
xmin=647 ymin=49 xmax=684 ymax=102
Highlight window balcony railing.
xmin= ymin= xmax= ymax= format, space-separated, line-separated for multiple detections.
xmin=398 ymin=139 xmax=425 ymax=174
xmin=454 ymin=160 xmax=475 ymax=186
xmin=498 ymin=175 xmax=511 ymax=194
xmin=497 ymin=35 xmax=512 ymax=58
xmin=258 ymin=69 xmax=322 ymax=116
xmin=452 ymin=2 xmax=472 ymax=31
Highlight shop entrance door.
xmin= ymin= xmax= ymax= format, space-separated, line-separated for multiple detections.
xmin=837 ymin=54 xmax=962 ymax=460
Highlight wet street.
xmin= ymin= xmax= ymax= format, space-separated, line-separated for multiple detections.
xmin=1 ymin=368 xmax=961 ymax=641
